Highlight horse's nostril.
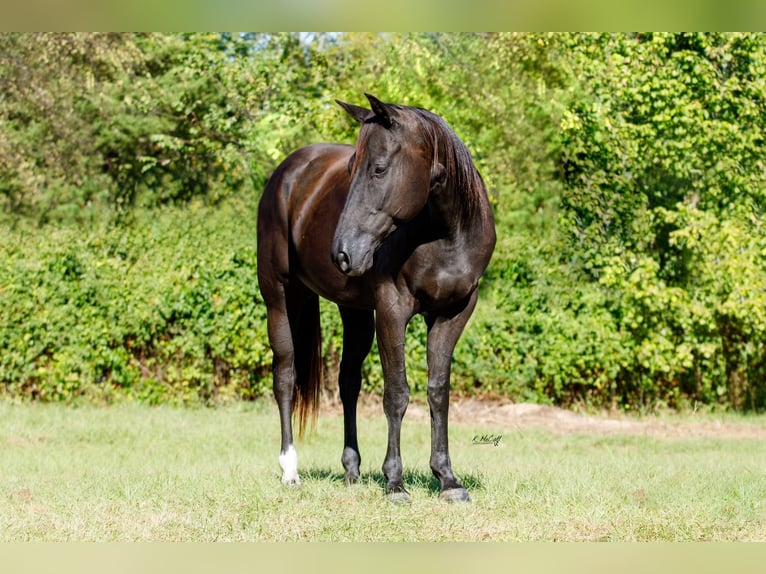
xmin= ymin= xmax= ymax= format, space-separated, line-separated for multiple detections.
xmin=336 ymin=251 xmax=351 ymax=274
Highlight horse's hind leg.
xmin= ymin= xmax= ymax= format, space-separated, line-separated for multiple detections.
xmin=265 ymin=297 xmax=300 ymax=485
xmin=264 ymin=282 xmax=315 ymax=486
xmin=338 ymin=306 xmax=375 ymax=485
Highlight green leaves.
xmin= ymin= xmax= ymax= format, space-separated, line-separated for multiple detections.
xmin=560 ymin=33 xmax=766 ymax=409
xmin=0 ymin=199 xmax=270 ymax=404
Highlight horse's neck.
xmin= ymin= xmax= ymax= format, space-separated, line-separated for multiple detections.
xmin=428 ymin=181 xmax=489 ymax=245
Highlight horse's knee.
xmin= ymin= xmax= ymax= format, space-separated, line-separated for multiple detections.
xmin=383 ymin=382 xmax=410 ymax=418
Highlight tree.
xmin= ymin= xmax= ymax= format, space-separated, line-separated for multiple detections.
xmin=0 ymin=33 xmax=140 ymax=222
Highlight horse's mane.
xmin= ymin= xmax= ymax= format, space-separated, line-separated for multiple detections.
xmin=406 ymin=106 xmax=486 ymax=226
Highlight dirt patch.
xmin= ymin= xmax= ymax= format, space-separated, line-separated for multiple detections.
xmin=322 ymin=394 xmax=766 ymax=440
xmin=5 ymin=436 xmax=48 ymax=447
xmin=441 ymin=400 xmax=766 ymax=440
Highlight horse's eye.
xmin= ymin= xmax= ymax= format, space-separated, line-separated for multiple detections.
xmin=347 ymin=153 xmax=356 ymax=174
xmin=373 ymin=164 xmax=387 ymax=176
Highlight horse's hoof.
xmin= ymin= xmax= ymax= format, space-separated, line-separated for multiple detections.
xmin=344 ymin=472 xmax=359 ymax=486
xmin=387 ymin=491 xmax=412 ymax=505
xmin=281 ymin=475 xmax=301 ymax=487
xmin=439 ymin=488 xmax=471 ymax=503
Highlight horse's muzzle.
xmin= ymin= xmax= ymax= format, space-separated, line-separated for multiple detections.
xmin=331 ymin=238 xmax=373 ymax=277
xmin=333 ymin=251 xmax=352 ymax=275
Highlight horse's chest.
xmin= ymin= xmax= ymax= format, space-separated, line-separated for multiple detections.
xmin=407 ymin=253 xmax=477 ymax=310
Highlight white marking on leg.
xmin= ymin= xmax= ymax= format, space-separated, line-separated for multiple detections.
xmin=279 ymin=444 xmax=300 ymax=486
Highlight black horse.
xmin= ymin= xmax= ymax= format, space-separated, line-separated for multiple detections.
xmin=257 ymin=94 xmax=496 ymax=503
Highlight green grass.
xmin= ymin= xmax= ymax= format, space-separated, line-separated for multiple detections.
xmin=1 ymin=400 xmax=765 ymax=541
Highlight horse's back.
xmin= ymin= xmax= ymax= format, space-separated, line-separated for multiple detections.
xmin=261 ymin=143 xmax=350 ymax=199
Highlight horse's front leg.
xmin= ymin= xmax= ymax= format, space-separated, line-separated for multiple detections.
xmin=425 ymin=290 xmax=479 ymax=503
xmin=375 ymin=291 xmax=413 ymax=504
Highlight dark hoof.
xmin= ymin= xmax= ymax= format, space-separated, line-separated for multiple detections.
xmin=341 ymin=447 xmax=361 ymax=487
xmin=387 ymin=491 xmax=412 ymax=505
xmin=439 ymin=488 xmax=471 ymax=503
xmin=344 ymin=472 xmax=360 ymax=486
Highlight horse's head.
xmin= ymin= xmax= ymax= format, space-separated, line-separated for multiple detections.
xmin=331 ymin=94 xmax=445 ymax=276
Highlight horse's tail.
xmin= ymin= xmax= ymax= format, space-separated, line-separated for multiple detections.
xmin=293 ymin=294 xmax=322 ymax=438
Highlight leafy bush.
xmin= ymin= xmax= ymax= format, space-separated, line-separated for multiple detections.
xmin=0 ymin=198 xmax=271 ymax=404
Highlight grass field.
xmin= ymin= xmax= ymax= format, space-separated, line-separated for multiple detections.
xmin=2 ymin=398 xmax=766 ymax=541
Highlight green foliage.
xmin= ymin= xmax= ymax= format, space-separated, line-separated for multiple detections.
xmin=3 ymin=32 xmax=766 ymax=410
xmin=454 ymin=231 xmax=630 ymax=407
xmin=0 ymin=33 xmax=132 ymax=222
xmin=560 ymin=33 xmax=766 ymax=409
xmin=0 ymin=198 xmax=271 ymax=404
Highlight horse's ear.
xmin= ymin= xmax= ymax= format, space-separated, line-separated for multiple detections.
xmin=430 ymin=162 xmax=447 ymax=191
xmin=336 ymin=100 xmax=372 ymax=124
xmin=365 ymin=93 xmax=396 ymax=128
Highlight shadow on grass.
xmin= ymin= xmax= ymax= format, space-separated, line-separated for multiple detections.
xmin=301 ymin=467 xmax=484 ymax=496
